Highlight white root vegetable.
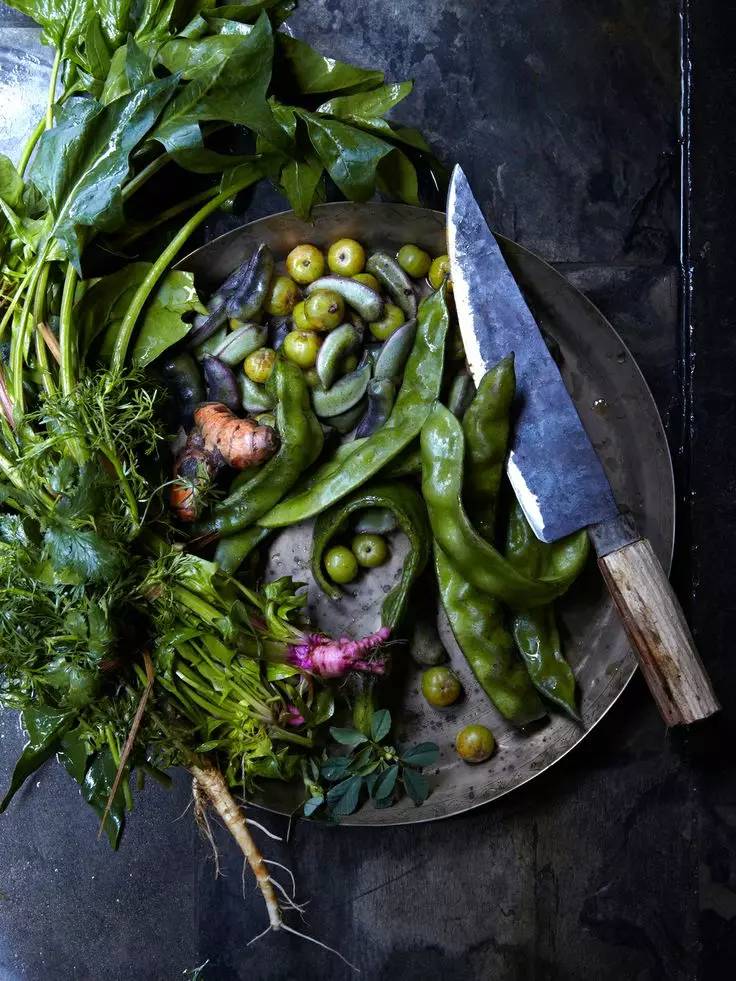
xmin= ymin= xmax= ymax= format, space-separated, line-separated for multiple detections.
xmin=190 ymin=763 xmax=283 ymax=932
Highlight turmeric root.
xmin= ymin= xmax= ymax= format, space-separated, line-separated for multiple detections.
xmin=195 ymin=403 xmax=279 ymax=469
xmin=171 ymin=402 xmax=279 ymax=523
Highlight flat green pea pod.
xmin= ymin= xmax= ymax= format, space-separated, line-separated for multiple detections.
xmin=239 ymin=373 xmax=275 ymax=413
xmin=261 ymin=287 xmax=450 ymax=528
xmin=462 ymin=356 xmax=515 ymax=541
xmin=311 ymin=481 xmax=431 ymax=629
xmin=435 ymin=548 xmax=546 ymax=726
xmin=505 ymin=501 xmax=583 ymax=719
xmin=311 ymin=362 xmax=371 ymax=418
xmin=215 ymin=525 xmax=271 ymax=574
xmin=381 ymin=441 xmax=421 ymax=479
xmin=194 ymin=359 xmax=323 ymax=537
xmin=420 ymin=403 xmax=589 ymax=608
xmin=447 ymin=369 xmax=475 ymax=419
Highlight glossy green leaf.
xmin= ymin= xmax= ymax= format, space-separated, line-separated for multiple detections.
xmin=320 ymin=757 xmax=351 ymax=782
xmin=0 ymin=154 xmax=24 ymax=209
xmin=6 ymin=0 xmax=94 ymax=56
xmin=401 ymin=742 xmax=439 ymax=767
xmin=155 ymin=11 xmax=275 ymax=148
xmin=316 ymin=81 xmax=413 ymax=119
xmin=377 ymin=148 xmax=419 ymax=205
xmin=402 ymin=766 xmax=429 ymax=804
xmin=131 ymin=269 xmax=204 ymax=366
xmin=373 ymin=764 xmax=399 ymax=800
xmin=302 ymin=795 xmax=324 ymax=817
xmin=280 ymin=154 xmax=324 ymax=219
xmin=328 ymin=726 xmax=367 ymax=748
xmin=212 ymin=1 xmax=282 ymax=20
xmin=29 ymin=77 xmax=178 ymax=269
xmin=301 ymin=113 xmax=392 ymax=201
xmin=326 ymin=774 xmax=362 ymax=816
xmin=0 ymin=707 xmax=71 ymax=812
xmin=81 ymin=748 xmax=126 ymax=848
xmin=57 ymin=723 xmax=91 ymax=783
xmin=276 ymin=34 xmax=384 ymax=95
xmin=370 ymin=708 xmax=391 ymax=742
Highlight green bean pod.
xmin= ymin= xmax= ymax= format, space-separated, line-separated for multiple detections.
xmin=224 ymin=244 xmax=274 ymax=321
xmin=505 ymin=501 xmax=582 ymax=719
xmin=420 ymin=403 xmax=588 ymax=607
xmin=311 ymin=362 xmax=371 ymax=418
xmin=320 ymin=396 xmax=368 ymax=434
xmin=196 ymin=359 xmax=323 ymax=537
xmin=311 ymin=481 xmax=431 ymax=629
xmin=193 ymin=325 xmax=228 ymax=360
xmin=316 ymin=323 xmax=362 ymax=389
xmin=365 ymin=251 xmax=417 ymax=319
xmin=215 ymin=525 xmax=272 ymax=575
xmin=261 ymin=287 xmax=450 ymax=527
xmin=354 ymin=507 xmax=398 ymax=535
xmin=381 ymin=441 xmax=421 ymax=479
xmin=239 ymin=373 xmax=275 ymax=413
xmin=161 ymin=352 xmax=204 ymax=428
xmin=211 ymin=323 xmax=267 ymax=365
xmin=462 ymin=356 xmax=515 ymax=541
xmin=305 ymin=276 xmax=383 ymax=322
xmin=435 ymin=547 xmax=546 ymax=726
xmin=447 ymin=369 xmax=475 ymax=419
xmin=355 ymin=379 xmax=396 ymax=438
xmin=373 ymin=319 xmax=417 ymax=381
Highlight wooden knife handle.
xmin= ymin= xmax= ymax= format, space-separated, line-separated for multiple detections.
xmin=598 ymin=537 xmax=719 ymax=726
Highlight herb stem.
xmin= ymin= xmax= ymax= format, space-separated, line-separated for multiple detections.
xmin=45 ymin=49 xmax=62 ymax=130
xmin=99 ymin=444 xmax=139 ymax=530
xmin=121 ymin=153 xmax=170 ymax=202
xmin=58 ymin=262 xmax=79 ymax=396
xmin=11 ymin=249 xmax=48 ymax=410
xmin=17 ymin=117 xmax=46 ymax=177
xmin=32 ymin=264 xmax=56 ymax=397
xmin=111 ymin=166 xmax=262 ymax=373
xmin=0 ymin=273 xmax=30 ymax=342
xmin=116 ymin=186 xmax=221 ymax=248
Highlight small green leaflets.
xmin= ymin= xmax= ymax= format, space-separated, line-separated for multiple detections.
xmin=372 ymin=764 xmax=399 ymax=801
xmin=302 ymin=796 xmax=324 ymax=817
xmin=326 ymin=774 xmax=362 ymax=817
xmin=403 ymin=767 xmax=429 ymax=805
xmin=370 ymin=708 xmax=391 ymax=742
xmin=401 ymin=742 xmax=440 ymax=768
xmin=328 ymin=726 xmax=368 ymax=748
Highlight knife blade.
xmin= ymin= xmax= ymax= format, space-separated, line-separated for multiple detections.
xmin=446 ymin=164 xmax=718 ymax=726
xmin=448 ymin=166 xmax=619 ymax=543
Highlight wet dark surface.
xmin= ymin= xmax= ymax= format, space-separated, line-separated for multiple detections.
xmin=0 ymin=1 xmax=733 ymax=979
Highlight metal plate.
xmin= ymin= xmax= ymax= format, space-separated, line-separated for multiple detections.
xmin=178 ymin=202 xmax=675 ymax=825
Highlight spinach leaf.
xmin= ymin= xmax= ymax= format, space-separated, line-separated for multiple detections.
xmin=316 ymin=81 xmax=413 ymax=119
xmin=377 ymin=147 xmax=420 ymax=205
xmin=81 ymin=748 xmax=126 ymax=847
xmin=275 ymin=33 xmax=384 ymax=95
xmin=0 ymin=154 xmax=24 ymax=209
xmin=77 ymin=263 xmax=204 ymax=363
xmin=29 ymin=76 xmax=178 ymax=269
xmin=280 ymin=153 xmax=324 ymax=219
xmin=57 ymin=723 xmax=92 ymax=783
xmin=0 ymin=707 xmax=72 ymax=812
xmin=300 ymin=112 xmax=392 ymax=201
xmin=131 ymin=269 xmax=205 ymax=366
xmin=155 ymin=11 xmax=276 ymax=152
xmin=6 ymin=0 xmax=94 ymax=56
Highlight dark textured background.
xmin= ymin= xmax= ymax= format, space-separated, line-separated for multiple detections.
xmin=0 ymin=1 xmax=733 ymax=978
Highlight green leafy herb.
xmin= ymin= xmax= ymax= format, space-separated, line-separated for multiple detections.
xmin=310 ymin=712 xmax=438 ymax=819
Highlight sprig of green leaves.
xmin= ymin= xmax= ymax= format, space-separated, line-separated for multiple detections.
xmin=303 ymin=710 xmax=439 ymax=819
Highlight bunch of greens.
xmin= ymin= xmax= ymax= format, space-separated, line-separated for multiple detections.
xmin=303 ymin=710 xmax=440 ymax=819
xmin=0 ymin=0 xmax=440 ymax=943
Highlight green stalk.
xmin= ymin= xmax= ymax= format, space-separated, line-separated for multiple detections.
xmin=17 ymin=117 xmax=46 ymax=177
xmin=58 ymin=262 xmax=79 ymax=396
xmin=0 ymin=273 xmax=30 ymax=342
xmin=10 ymin=249 xmax=48 ymax=410
xmin=32 ymin=264 xmax=56 ymax=397
xmin=99 ymin=444 xmax=139 ymax=530
xmin=121 ymin=153 xmax=171 ymax=202
xmin=45 ymin=49 xmax=62 ymax=130
xmin=111 ymin=170 xmax=262 ymax=373
xmin=115 ymin=186 xmax=220 ymax=248
xmin=172 ymin=585 xmax=223 ymax=625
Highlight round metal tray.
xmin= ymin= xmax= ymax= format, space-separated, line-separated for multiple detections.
xmin=178 ymin=203 xmax=675 ymax=825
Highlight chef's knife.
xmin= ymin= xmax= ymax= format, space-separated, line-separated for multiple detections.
xmin=447 ymin=165 xmax=718 ymax=726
